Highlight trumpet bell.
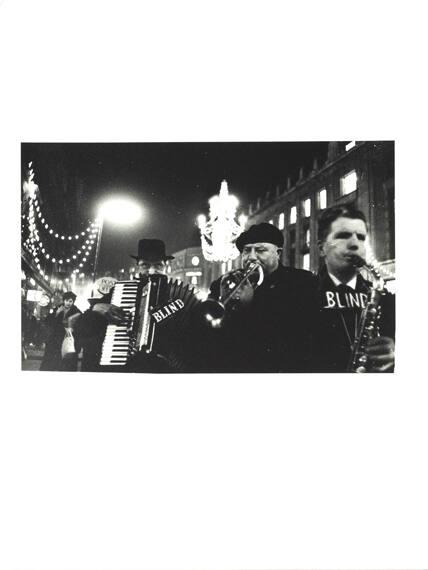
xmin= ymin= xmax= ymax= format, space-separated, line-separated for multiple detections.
xmin=198 ymin=298 xmax=226 ymax=328
xmin=198 ymin=261 xmax=264 ymax=328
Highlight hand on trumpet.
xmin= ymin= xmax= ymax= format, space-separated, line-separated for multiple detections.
xmin=220 ymin=270 xmax=255 ymax=310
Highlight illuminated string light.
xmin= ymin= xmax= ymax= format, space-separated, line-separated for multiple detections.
xmin=364 ymin=238 xmax=395 ymax=281
xmin=24 ymin=192 xmax=101 ymax=284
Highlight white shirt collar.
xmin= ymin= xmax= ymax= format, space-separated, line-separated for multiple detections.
xmin=328 ymin=272 xmax=358 ymax=290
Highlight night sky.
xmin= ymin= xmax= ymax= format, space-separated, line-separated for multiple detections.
xmin=22 ymin=142 xmax=329 ymax=273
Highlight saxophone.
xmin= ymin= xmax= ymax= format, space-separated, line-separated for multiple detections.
xmin=347 ymin=256 xmax=385 ymax=373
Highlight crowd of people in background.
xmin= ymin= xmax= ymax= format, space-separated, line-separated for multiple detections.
xmin=24 ymin=205 xmax=395 ymax=374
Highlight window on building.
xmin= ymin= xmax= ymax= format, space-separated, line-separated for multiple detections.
xmin=345 ymin=141 xmax=356 ymax=151
xmin=340 ymin=170 xmax=358 ymax=196
xmin=289 ymin=227 xmax=296 ymax=268
xmin=318 ymin=188 xmax=327 ymax=210
xmin=290 ymin=206 xmax=297 ymax=224
xmin=302 ymin=253 xmax=310 ymax=271
xmin=305 ymin=229 xmax=310 ymax=247
xmin=303 ymin=198 xmax=311 ymax=217
xmin=278 ymin=212 xmax=285 ymax=230
xmin=191 ymin=275 xmax=198 ymax=285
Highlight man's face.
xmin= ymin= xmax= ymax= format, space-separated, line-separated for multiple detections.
xmin=320 ymin=216 xmax=367 ymax=277
xmin=63 ymin=298 xmax=74 ymax=309
xmin=241 ymin=242 xmax=281 ymax=276
xmin=136 ymin=258 xmax=166 ymax=276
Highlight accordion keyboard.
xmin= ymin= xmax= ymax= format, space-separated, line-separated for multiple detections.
xmin=99 ymin=280 xmax=139 ymax=366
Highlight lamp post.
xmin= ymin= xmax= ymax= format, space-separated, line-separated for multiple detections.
xmin=92 ymin=217 xmax=104 ymax=284
xmin=92 ymin=197 xmax=143 ymax=293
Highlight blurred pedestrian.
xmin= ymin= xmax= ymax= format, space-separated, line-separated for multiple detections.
xmin=40 ymin=291 xmax=82 ymax=371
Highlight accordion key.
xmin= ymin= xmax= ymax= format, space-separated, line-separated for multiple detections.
xmin=99 ymin=280 xmax=140 ymax=366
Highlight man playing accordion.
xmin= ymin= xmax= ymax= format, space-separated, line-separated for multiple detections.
xmin=74 ymin=238 xmax=191 ymax=372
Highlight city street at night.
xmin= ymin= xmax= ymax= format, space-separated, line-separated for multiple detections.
xmin=21 ymin=141 xmax=396 ymax=373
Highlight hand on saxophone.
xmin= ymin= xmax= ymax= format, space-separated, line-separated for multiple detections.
xmin=366 ymin=336 xmax=395 ymax=372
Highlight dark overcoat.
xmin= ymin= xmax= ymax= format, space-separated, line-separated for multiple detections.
xmin=315 ymin=268 xmax=395 ymax=372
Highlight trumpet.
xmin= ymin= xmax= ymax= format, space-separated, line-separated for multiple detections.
xmin=200 ymin=261 xmax=264 ymax=327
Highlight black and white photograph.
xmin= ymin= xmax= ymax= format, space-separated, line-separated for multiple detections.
xmin=2 ymin=1 xmax=428 ymax=569
xmin=21 ymin=141 xmax=395 ymax=374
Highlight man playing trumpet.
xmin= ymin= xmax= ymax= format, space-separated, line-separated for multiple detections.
xmin=202 ymin=223 xmax=319 ymax=373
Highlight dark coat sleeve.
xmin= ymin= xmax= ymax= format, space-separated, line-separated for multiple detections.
xmin=380 ymin=290 xmax=395 ymax=338
xmin=72 ymin=294 xmax=111 ymax=372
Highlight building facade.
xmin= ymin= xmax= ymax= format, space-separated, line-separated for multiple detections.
xmin=168 ymin=246 xmax=213 ymax=295
xmin=238 ymin=141 xmax=395 ymax=283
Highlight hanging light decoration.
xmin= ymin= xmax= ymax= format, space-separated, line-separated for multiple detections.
xmin=364 ymin=238 xmax=395 ymax=282
xmin=23 ymin=191 xmax=100 ymax=282
xmin=197 ymin=180 xmax=246 ymax=262
xmin=22 ymin=164 xmax=107 ymax=289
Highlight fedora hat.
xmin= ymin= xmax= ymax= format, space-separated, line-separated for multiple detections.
xmin=130 ymin=239 xmax=174 ymax=261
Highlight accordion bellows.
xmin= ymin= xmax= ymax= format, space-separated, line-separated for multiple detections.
xmin=100 ymin=275 xmax=201 ymax=372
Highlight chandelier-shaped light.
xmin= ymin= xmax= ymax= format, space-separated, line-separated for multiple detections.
xmin=198 ymin=180 xmax=247 ymax=262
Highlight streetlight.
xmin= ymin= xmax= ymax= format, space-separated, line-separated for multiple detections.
xmin=92 ymin=197 xmax=143 ymax=289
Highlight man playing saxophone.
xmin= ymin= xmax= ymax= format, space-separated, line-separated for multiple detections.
xmin=315 ymin=205 xmax=395 ymax=372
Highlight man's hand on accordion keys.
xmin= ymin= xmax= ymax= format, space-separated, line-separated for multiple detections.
xmin=92 ymin=303 xmax=130 ymax=325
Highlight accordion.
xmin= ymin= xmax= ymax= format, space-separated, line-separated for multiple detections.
xmin=100 ymin=275 xmax=201 ymax=372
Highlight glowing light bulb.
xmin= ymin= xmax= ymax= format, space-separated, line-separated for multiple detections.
xmin=98 ymin=198 xmax=143 ymax=225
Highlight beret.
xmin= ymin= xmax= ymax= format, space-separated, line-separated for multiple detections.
xmin=236 ymin=223 xmax=284 ymax=252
